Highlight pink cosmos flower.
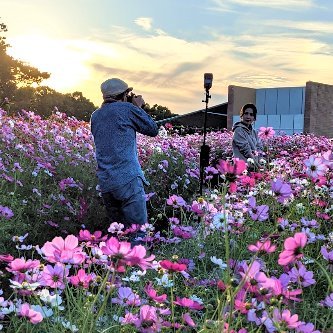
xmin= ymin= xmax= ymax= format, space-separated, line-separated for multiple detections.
xmin=160 ymin=259 xmax=187 ymax=272
xmin=78 ymin=230 xmax=107 ymax=244
xmin=7 ymin=258 xmax=40 ymax=278
xmin=41 ymin=235 xmax=86 ymax=264
xmin=19 ymin=303 xmax=43 ymax=324
xmin=258 ymin=126 xmax=275 ymax=139
xmin=191 ymin=199 xmax=217 ymax=217
xmin=272 ymin=308 xmax=302 ymax=329
xmin=248 ymin=240 xmax=277 ymax=254
xmin=166 ymin=194 xmax=187 ymax=208
xmin=101 ymin=237 xmax=132 ymax=272
xmin=182 ymin=312 xmax=196 ymax=327
xmin=304 ymin=155 xmax=328 ymax=179
xmin=41 ymin=263 xmax=69 ymax=289
xmin=133 ymin=305 xmax=162 ymax=332
xmin=101 ymin=238 xmax=155 ymax=272
xmin=126 ymin=244 xmax=155 ymax=271
xmin=278 ymin=232 xmax=307 ymax=266
xmin=69 ymin=268 xmax=95 ymax=288
xmin=144 ymin=282 xmax=168 ymax=303
xmin=173 ymin=296 xmax=204 ymax=310
xmin=239 ymin=260 xmax=262 ymax=286
xmin=322 ymin=150 xmax=333 ymax=169
xmin=257 ymin=274 xmax=303 ymax=302
xmin=0 ymin=253 xmax=14 ymax=262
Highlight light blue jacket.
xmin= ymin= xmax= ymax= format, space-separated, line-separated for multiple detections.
xmin=90 ymin=101 xmax=158 ymax=192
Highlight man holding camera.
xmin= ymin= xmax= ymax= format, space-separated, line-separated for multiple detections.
xmin=90 ymin=78 xmax=158 ymax=246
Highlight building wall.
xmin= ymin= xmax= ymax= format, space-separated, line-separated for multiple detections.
xmin=253 ymin=87 xmax=305 ymax=135
xmin=227 ymin=85 xmax=256 ymax=130
xmin=228 ymin=85 xmax=306 ymax=135
xmin=304 ymin=81 xmax=333 ymax=137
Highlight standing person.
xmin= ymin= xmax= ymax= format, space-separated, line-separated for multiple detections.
xmin=232 ymin=103 xmax=262 ymax=169
xmin=90 ymin=78 xmax=158 ymax=246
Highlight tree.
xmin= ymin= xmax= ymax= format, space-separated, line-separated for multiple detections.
xmin=13 ymin=86 xmax=96 ymax=121
xmin=144 ymin=103 xmax=177 ymax=121
xmin=0 ymin=20 xmax=96 ymax=121
xmin=0 ymin=20 xmax=50 ymax=105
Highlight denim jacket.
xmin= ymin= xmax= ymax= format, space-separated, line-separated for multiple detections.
xmin=90 ymin=101 xmax=158 ymax=192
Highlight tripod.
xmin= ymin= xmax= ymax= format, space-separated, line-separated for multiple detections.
xmin=199 ymin=88 xmax=211 ymax=195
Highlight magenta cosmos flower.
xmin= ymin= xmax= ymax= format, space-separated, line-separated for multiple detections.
xmin=216 ymin=158 xmax=247 ymax=176
xmin=278 ymin=232 xmax=307 ymax=266
xmin=160 ymin=259 xmax=187 ymax=272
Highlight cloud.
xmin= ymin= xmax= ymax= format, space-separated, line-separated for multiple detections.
xmin=264 ymin=19 xmax=333 ymax=34
xmin=7 ymin=19 xmax=333 ymax=114
xmin=134 ymin=17 xmax=153 ymax=31
xmin=209 ymin=0 xmax=315 ymax=11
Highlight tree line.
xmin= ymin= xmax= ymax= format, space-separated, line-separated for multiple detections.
xmin=0 ymin=20 xmax=177 ymax=122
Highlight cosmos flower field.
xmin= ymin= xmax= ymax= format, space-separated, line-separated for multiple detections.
xmin=0 ymin=108 xmax=332 ymax=332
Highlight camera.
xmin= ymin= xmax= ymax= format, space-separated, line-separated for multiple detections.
xmin=126 ymin=92 xmax=136 ymax=104
xmin=126 ymin=92 xmax=146 ymax=109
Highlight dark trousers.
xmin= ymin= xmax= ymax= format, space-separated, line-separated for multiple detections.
xmin=101 ymin=177 xmax=148 ymax=229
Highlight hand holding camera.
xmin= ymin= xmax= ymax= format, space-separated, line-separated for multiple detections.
xmin=127 ymin=92 xmax=145 ymax=108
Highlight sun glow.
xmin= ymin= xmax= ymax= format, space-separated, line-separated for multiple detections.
xmin=7 ymin=34 xmax=91 ymax=92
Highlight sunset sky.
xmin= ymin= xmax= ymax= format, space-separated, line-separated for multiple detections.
xmin=1 ymin=0 xmax=333 ymax=114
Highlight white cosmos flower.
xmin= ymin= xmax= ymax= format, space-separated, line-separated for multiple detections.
xmin=210 ymin=256 xmax=228 ymax=270
xmin=155 ymin=273 xmax=174 ymax=287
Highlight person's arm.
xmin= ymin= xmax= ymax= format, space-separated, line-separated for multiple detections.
xmin=129 ymin=100 xmax=158 ymax=137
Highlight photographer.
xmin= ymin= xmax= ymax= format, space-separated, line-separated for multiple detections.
xmin=90 ymin=78 xmax=158 ymax=246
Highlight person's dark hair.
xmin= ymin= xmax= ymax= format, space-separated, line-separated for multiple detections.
xmin=240 ymin=103 xmax=257 ymax=120
xmin=113 ymin=91 xmax=127 ymax=101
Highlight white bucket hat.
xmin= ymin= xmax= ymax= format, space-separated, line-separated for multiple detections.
xmin=101 ymin=78 xmax=133 ymax=98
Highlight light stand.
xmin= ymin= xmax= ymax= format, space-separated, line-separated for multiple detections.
xmin=199 ymin=73 xmax=213 ymax=195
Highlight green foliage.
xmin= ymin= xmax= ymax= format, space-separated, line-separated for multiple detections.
xmin=144 ymin=103 xmax=178 ymax=120
xmin=12 ymin=86 xmax=96 ymax=121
